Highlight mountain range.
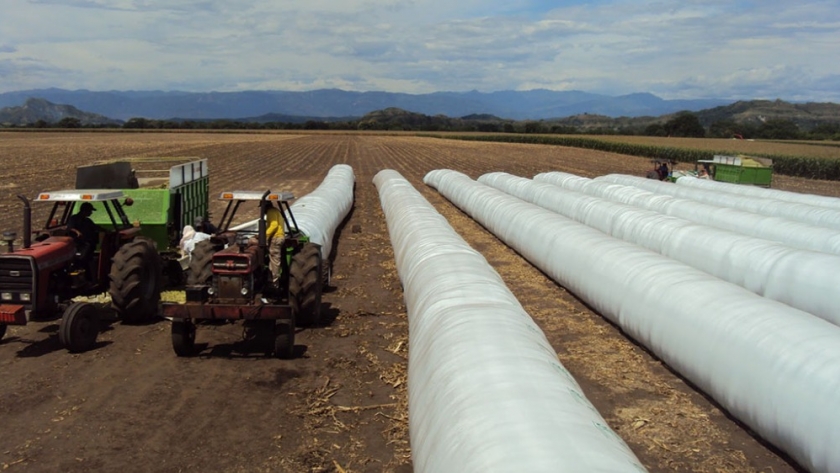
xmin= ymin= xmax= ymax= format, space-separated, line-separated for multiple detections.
xmin=3 ymin=96 xmax=840 ymax=133
xmin=0 ymin=98 xmax=121 ymax=126
xmin=0 ymin=88 xmax=731 ymax=121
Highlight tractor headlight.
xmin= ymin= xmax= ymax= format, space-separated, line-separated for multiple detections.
xmin=1 ymin=292 xmax=12 ymax=301
xmin=240 ymin=287 xmax=249 ymax=296
xmin=207 ymin=287 xmax=216 ymax=296
xmin=20 ymin=293 xmax=31 ymax=302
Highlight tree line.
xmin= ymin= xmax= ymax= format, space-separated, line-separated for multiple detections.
xmin=9 ymin=112 xmax=840 ymax=141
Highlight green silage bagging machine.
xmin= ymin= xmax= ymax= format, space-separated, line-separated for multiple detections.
xmin=76 ymin=158 xmax=211 ymax=285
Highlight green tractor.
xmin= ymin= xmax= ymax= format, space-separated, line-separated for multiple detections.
xmin=162 ymin=190 xmax=323 ymax=358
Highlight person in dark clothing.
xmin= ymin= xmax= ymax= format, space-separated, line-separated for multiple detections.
xmin=657 ymin=162 xmax=670 ymax=180
xmin=67 ymin=202 xmax=106 ymax=281
xmin=193 ymin=216 xmax=218 ymax=235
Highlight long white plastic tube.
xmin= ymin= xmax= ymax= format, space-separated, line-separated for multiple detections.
xmin=479 ymin=172 xmax=840 ymax=327
xmin=677 ymin=174 xmax=840 ymax=210
xmin=534 ymin=172 xmax=840 ymax=256
xmin=596 ymin=174 xmax=840 ymax=231
xmin=290 ymin=164 xmax=355 ymax=260
xmin=425 ymin=169 xmax=840 ymax=473
xmin=373 ymin=170 xmax=647 ymax=473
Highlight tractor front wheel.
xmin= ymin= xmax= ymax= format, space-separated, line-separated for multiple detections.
xmin=274 ymin=320 xmax=295 ymax=359
xmin=187 ymin=240 xmax=215 ymax=285
xmin=59 ymin=302 xmax=100 ymax=353
xmin=110 ymin=238 xmax=163 ymax=324
xmin=171 ymin=319 xmax=196 ymax=357
xmin=290 ymin=243 xmax=323 ymax=326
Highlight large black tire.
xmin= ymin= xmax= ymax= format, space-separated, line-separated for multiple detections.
xmin=290 ymin=243 xmax=322 ymax=326
xmin=109 ymin=238 xmax=163 ymax=324
xmin=274 ymin=320 xmax=294 ymax=359
xmin=171 ymin=319 xmax=196 ymax=357
xmin=186 ymin=240 xmax=215 ymax=285
xmin=59 ymin=302 xmax=100 ymax=353
xmin=0 ymin=324 xmax=7 ymax=342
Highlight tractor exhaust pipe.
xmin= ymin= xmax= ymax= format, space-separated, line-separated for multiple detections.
xmin=17 ymin=195 xmax=31 ymax=249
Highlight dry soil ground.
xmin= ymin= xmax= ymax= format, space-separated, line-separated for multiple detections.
xmin=1 ymin=132 xmax=837 ymax=472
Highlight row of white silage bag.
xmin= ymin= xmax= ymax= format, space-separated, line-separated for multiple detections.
xmin=596 ymin=173 xmax=840 ymax=231
xmin=479 ymin=172 xmax=840 ymax=327
xmin=425 ymin=169 xmax=840 ymax=473
xmin=290 ymin=164 xmax=355 ymax=260
xmin=373 ymin=169 xmax=647 ymax=473
xmin=535 ymin=171 xmax=840 ymax=256
xmin=678 ymin=174 xmax=840 ymax=211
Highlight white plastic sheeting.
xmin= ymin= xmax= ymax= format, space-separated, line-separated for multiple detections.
xmin=290 ymin=164 xmax=355 ymax=260
xmin=373 ymin=170 xmax=646 ymax=473
xmin=678 ymin=175 xmax=840 ymax=210
xmin=227 ymin=165 xmax=355 ymax=261
xmin=425 ymin=169 xmax=840 ymax=473
xmin=596 ymin=174 xmax=840 ymax=231
xmin=534 ymin=171 xmax=840 ymax=256
xmin=479 ymin=172 xmax=840 ymax=327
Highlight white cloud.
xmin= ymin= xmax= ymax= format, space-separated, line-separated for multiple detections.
xmin=0 ymin=0 xmax=837 ymax=101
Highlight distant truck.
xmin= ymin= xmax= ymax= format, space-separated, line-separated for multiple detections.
xmin=696 ymin=155 xmax=773 ymax=187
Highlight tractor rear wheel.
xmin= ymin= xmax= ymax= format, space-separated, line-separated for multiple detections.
xmin=321 ymin=261 xmax=331 ymax=287
xmin=274 ymin=320 xmax=295 ymax=359
xmin=290 ymin=243 xmax=322 ymax=326
xmin=187 ymin=240 xmax=215 ymax=285
xmin=109 ymin=238 xmax=163 ymax=324
xmin=0 ymin=324 xmax=7 ymax=342
xmin=646 ymin=170 xmax=661 ymax=180
xmin=59 ymin=302 xmax=100 ymax=352
xmin=171 ymin=319 xmax=196 ymax=357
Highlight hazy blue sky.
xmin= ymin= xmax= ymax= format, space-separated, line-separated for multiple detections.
xmin=1 ymin=0 xmax=838 ymax=101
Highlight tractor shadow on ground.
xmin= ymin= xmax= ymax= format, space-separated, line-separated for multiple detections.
xmin=201 ymin=339 xmax=309 ymax=359
xmin=197 ymin=322 xmax=310 ymax=359
xmin=182 ymin=302 xmax=339 ymax=359
xmin=16 ymin=335 xmax=113 ymax=358
xmin=309 ymin=302 xmax=340 ymax=328
xmin=14 ymin=320 xmax=117 ymax=358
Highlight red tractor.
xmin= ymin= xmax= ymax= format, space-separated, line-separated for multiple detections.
xmin=0 ymin=190 xmax=162 ymax=352
xmin=163 ymin=190 xmax=322 ymax=358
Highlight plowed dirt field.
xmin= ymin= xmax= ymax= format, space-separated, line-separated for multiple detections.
xmin=1 ymin=132 xmax=835 ymax=473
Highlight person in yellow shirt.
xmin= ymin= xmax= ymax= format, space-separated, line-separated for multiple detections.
xmin=266 ymin=206 xmax=285 ymax=281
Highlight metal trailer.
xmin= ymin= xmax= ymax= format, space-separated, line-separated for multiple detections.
xmin=696 ymin=155 xmax=773 ymax=187
xmin=77 ymin=158 xmax=210 ymax=283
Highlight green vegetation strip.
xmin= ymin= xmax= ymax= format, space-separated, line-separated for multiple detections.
xmin=422 ymin=133 xmax=840 ymax=181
